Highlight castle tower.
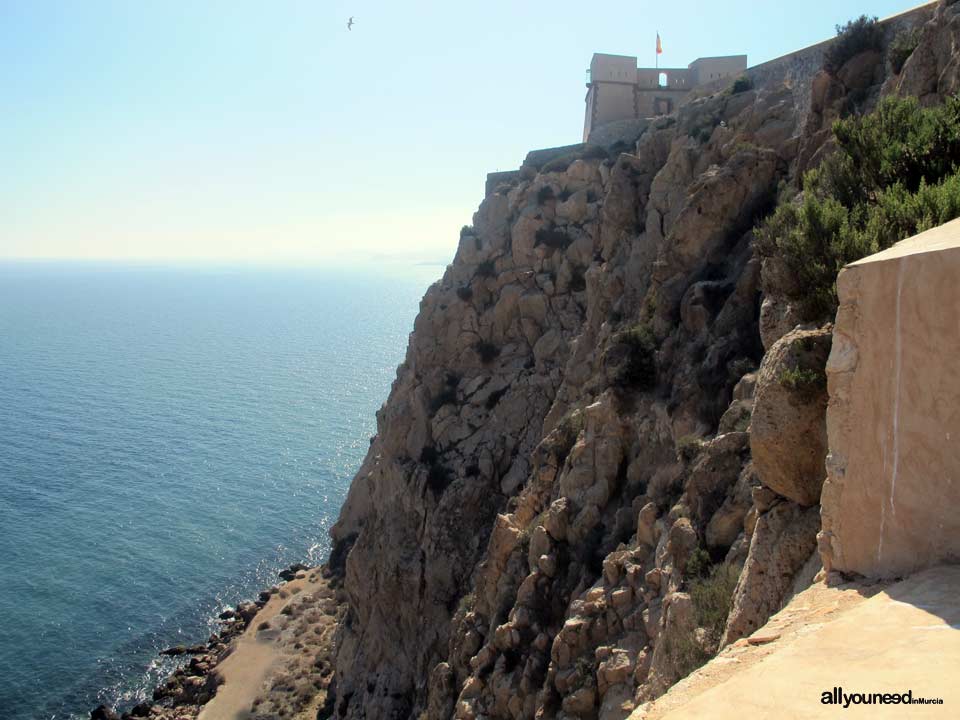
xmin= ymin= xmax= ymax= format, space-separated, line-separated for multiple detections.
xmin=583 ymin=52 xmax=747 ymax=142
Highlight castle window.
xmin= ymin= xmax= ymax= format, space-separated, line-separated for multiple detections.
xmin=658 ymin=72 xmax=668 ymax=87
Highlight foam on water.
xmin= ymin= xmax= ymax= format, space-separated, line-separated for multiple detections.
xmin=0 ymin=261 xmax=435 ymax=719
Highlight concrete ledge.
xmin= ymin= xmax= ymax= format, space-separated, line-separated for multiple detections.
xmin=821 ymin=217 xmax=960 ymax=578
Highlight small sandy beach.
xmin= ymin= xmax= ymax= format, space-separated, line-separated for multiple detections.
xmin=199 ymin=570 xmax=342 ymax=720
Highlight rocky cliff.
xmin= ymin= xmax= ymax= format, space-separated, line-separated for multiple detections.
xmin=322 ymin=4 xmax=960 ymax=719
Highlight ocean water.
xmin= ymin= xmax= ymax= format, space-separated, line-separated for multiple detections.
xmin=0 ymin=261 xmax=436 ymax=720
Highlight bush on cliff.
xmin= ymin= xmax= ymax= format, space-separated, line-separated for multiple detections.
xmin=823 ymin=15 xmax=882 ymax=73
xmin=534 ymin=225 xmax=573 ymax=250
xmin=758 ymin=95 xmax=960 ymax=320
xmin=690 ymin=563 xmax=739 ymax=645
xmin=475 ymin=340 xmax=500 ymax=364
xmin=551 ymin=410 xmax=584 ymax=464
xmin=604 ymin=324 xmax=658 ymax=391
xmin=728 ymin=75 xmax=753 ymax=94
xmin=889 ymin=28 xmax=920 ymax=74
xmin=476 ymin=260 xmax=497 ymax=278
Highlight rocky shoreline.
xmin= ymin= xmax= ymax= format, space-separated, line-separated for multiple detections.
xmin=89 ymin=562 xmax=343 ymax=720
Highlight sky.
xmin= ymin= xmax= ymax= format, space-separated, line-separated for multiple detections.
xmin=0 ymin=0 xmax=920 ymax=266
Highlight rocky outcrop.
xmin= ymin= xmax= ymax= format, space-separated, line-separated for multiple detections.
xmin=326 ymin=77 xmax=798 ymax=720
xmin=721 ymin=498 xmax=819 ymax=647
xmin=887 ymin=0 xmax=960 ymax=103
xmin=750 ymin=327 xmax=831 ymax=507
xmin=320 ymin=5 xmax=960 ymax=719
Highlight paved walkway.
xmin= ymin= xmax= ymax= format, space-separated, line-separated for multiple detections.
xmin=637 ymin=566 xmax=960 ymax=719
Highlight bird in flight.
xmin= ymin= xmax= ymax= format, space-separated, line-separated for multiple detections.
xmin=347 ymin=16 xmax=355 ymax=30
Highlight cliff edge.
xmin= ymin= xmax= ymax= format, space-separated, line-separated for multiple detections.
xmin=321 ymin=3 xmax=960 ymax=719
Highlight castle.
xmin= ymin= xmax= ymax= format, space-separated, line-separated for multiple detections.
xmin=583 ymin=52 xmax=747 ymax=141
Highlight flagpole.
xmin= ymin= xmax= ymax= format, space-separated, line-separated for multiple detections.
xmin=656 ymin=31 xmax=659 ymax=71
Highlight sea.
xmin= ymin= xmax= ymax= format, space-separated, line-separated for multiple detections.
xmin=0 ymin=261 xmax=438 ymax=720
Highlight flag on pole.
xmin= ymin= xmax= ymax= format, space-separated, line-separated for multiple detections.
xmin=656 ymin=33 xmax=663 ymax=55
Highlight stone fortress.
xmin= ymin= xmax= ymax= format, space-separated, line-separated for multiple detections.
xmin=583 ymin=53 xmax=747 ymax=141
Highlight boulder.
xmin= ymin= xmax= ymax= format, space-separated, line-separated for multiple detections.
xmin=721 ymin=501 xmax=819 ymax=647
xmin=90 ymin=706 xmax=120 ymax=720
xmin=750 ymin=327 xmax=831 ymax=506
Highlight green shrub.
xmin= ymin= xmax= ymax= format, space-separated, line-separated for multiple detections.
xmin=430 ymin=377 xmax=459 ymax=412
xmin=611 ymin=324 xmax=657 ymax=390
xmin=662 ymin=628 xmax=711 ymax=679
xmin=457 ymin=592 xmax=476 ymax=615
xmin=536 ymin=185 xmax=555 ymax=204
xmin=676 ymin=435 xmax=704 ymax=463
xmin=460 ymin=225 xmax=475 ymax=238
xmin=779 ymin=366 xmax=826 ymax=399
xmin=476 ymin=259 xmax=497 ymax=278
xmin=535 ymin=225 xmax=573 ymax=250
xmin=569 ymin=265 xmax=587 ymax=293
xmin=485 ymin=387 xmax=507 ymax=410
xmin=456 ymin=285 xmax=473 ymax=302
xmin=684 ymin=547 xmax=712 ymax=580
xmin=729 ymin=75 xmax=753 ymax=94
xmin=552 ymin=410 xmax=584 ymax=463
xmin=824 ymin=15 xmax=882 ymax=74
xmin=690 ymin=563 xmax=739 ymax=644
xmin=419 ymin=446 xmax=439 ymax=464
xmin=427 ymin=462 xmax=450 ymax=495
xmin=475 ymin=340 xmax=500 ymax=364
xmin=430 ymin=387 xmax=457 ymax=412
xmin=758 ymin=95 xmax=960 ymax=321
xmin=574 ymin=654 xmax=596 ymax=680
xmin=420 ymin=445 xmax=451 ymax=495
xmin=889 ymin=28 xmax=920 ymax=74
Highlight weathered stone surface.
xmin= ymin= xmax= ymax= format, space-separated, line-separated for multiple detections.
xmin=721 ymin=501 xmax=819 ymax=647
xmin=314 ymin=17 xmax=960 ymax=717
xmin=889 ymin=0 xmax=960 ymax=104
xmin=750 ymin=327 xmax=831 ymax=506
xmin=821 ymin=219 xmax=960 ymax=579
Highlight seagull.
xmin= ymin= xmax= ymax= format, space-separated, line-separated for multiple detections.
xmin=347 ymin=16 xmax=355 ymax=30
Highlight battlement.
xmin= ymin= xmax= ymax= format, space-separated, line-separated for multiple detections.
xmin=583 ymin=53 xmax=747 ymax=141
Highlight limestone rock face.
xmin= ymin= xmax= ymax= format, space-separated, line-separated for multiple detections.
xmin=889 ymin=0 xmax=960 ymax=104
xmin=750 ymin=328 xmax=831 ymax=507
xmin=321 ymin=13 xmax=960 ymax=716
xmin=721 ymin=500 xmax=820 ymax=647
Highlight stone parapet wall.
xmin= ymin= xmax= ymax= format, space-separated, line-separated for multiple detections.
xmin=584 ymin=118 xmax=650 ymax=149
xmin=745 ymin=2 xmax=935 ymax=127
xmin=820 ymin=218 xmax=960 ymax=578
xmin=484 ymin=170 xmax=520 ymax=198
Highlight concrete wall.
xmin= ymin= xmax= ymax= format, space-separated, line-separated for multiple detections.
xmin=584 ymin=83 xmax=638 ymax=141
xmin=584 ymin=2 xmax=936 ymax=142
xmin=689 ymin=55 xmax=747 ymax=85
xmin=636 ymin=67 xmax=692 ymax=90
xmin=745 ymin=2 xmax=934 ymax=128
xmin=589 ymin=53 xmax=639 ymax=83
xmin=585 ymin=118 xmax=650 ymax=149
xmin=635 ymin=89 xmax=684 ymax=118
xmin=484 ymin=170 xmax=520 ymax=198
xmin=821 ymin=218 xmax=960 ymax=579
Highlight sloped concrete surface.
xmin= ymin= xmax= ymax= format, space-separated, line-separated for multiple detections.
xmin=635 ymin=565 xmax=960 ymax=718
